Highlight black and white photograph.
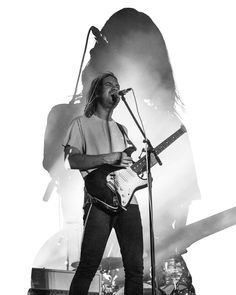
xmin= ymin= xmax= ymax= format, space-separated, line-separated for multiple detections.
xmin=1 ymin=1 xmax=236 ymax=294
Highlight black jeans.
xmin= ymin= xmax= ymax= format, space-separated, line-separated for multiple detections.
xmin=69 ymin=204 xmax=144 ymax=295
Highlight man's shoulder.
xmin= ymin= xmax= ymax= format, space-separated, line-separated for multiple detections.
xmin=69 ymin=115 xmax=100 ymax=132
xmin=70 ymin=114 xmax=89 ymax=125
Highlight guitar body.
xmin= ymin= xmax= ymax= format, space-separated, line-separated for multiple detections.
xmin=85 ymin=163 xmax=147 ymax=213
xmin=85 ymin=125 xmax=186 ymax=213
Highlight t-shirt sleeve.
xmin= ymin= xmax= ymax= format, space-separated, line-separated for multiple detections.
xmin=64 ymin=118 xmax=85 ymax=155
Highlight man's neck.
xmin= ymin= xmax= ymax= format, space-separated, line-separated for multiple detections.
xmin=94 ymin=107 xmax=113 ymax=121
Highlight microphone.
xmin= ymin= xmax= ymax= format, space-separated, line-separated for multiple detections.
xmin=118 ymin=88 xmax=132 ymax=96
xmin=91 ymin=26 xmax=108 ymax=44
xmin=111 ymin=88 xmax=132 ymax=102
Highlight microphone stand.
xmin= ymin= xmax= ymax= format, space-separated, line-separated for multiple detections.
xmin=120 ymin=94 xmax=162 ymax=295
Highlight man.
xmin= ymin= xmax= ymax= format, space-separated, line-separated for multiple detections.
xmin=64 ymin=72 xmax=144 ymax=295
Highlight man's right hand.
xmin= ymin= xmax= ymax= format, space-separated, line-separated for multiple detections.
xmin=104 ymin=152 xmax=133 ymax=167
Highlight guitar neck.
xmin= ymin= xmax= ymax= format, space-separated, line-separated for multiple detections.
xmin=131 ymin=125 xmax=186 ymax=174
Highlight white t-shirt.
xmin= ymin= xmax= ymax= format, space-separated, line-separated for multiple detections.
xmin=64 ymin=114 xmax=138 ymax=205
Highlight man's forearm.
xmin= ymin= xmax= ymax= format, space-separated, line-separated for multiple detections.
xmin=68 ymin=152 xmax=121 ymax=171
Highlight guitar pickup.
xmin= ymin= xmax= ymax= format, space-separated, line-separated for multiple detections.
xmin=107 ymin=173 xmax=116 ymax=180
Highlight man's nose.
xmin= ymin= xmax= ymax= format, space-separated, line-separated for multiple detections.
xmin=112 ymin=86 xmax=119 ymax=92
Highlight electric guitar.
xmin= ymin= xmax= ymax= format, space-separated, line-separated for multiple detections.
xmin=85 ymin=125 xmax=187 ymax=213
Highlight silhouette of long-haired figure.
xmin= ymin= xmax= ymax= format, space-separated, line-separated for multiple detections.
xmin=80 ymin=8 xmax=200 ymax=292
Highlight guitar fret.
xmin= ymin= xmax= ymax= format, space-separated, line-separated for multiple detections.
xmin=131 ymin=126 xmax=186 ymax=174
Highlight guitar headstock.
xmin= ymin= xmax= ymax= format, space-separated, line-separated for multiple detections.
xmin=180 ymin=124 xmax=187 ymax=133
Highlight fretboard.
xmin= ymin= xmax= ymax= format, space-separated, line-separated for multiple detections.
xmin=131 ymin=125 xmax=187 ymax=174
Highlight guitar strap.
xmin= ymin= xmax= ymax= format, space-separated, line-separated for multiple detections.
xmin=116 ymin=123 xmax=137 ymax=151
